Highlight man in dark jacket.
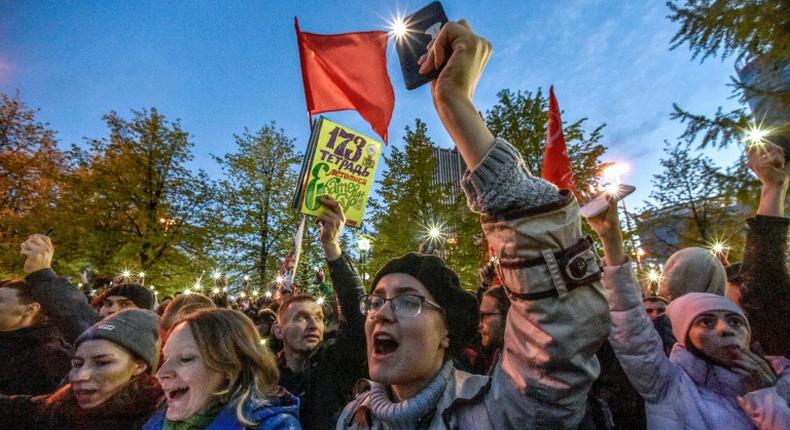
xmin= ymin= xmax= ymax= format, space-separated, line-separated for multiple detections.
xmin=19 ymin=234 xmax=100 ymax=345
xmin=0 ymin=279 xmax=71 ymax=395
xmin=273 ymin=197 xmax=366 ymax=430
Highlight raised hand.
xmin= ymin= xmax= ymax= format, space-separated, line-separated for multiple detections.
xmin=747 ymin=142 xmax=788 ymax=188
xmin=20 ymin=234 xmax=54 ymax=274
xmin=419 ymin=20 xmax=495 ymax=169
xmin=585 ymin=197 xmax=626 ymax=266
xmin=747 ymin=142 xmax=789 ymax=217
xmin=731 ymin=348 xmax=778 ymax=395
xmin=419 ymin=20 xmax=492 ymax=106
xmin=317 ymin=196 xmax=346 ymax=261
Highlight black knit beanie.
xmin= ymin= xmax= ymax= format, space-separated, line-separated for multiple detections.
xmin=371 ymin=253 xmax=479 ymax=359
xmin=103 ymin=283 xmax=155 ymax=311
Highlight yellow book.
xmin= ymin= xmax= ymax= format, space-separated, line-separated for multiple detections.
xmin=293 ymin=117 xmax=383 ymax=227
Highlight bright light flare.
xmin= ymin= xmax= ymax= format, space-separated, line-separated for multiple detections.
xmin=604 ymin=182 xmax=622 ymax=198
xmin=264 ymin=291 xmax=273 ymax=298
xmin=358 ymin=237 xmax=371 ymax=252
xmin=707 ymin=239 xmax=730 ymax=256
xmin=602 ymin=163 xmax=630 ymax=184
xmin=646 ymin=269 xmax=661 ymax=284
xmin=138 ymin=271 xmax=145 ymax=279
xmin=119 ymin=267 xmax=132 ymax=280
xmin=316 ymin=296 xmax=326 ymax=306
xmin=184 ymin=289 xmax=192 ymax=295
xmin=420 ymin=221 xmax=447 ymax=243
xmin=240 ymin=291 xmax=247 ymax=299
xmin=212 ymin=287 xmax=220 ymax=294
xmin=387 ymin=14 xmax=409 ymax=39
xmin=276 ymin=275 xmax=284 ymax=284
xmin=252 ymin=290 xmax=259 ymax=297
xmin=192 ymin=280 xmax=202 ymax=291
xmin=211 ymin=269 xmax=223 ymax=281
xmin=743 ymin=122 xmax=775 ymax=148
xmin=243 ymin=275 xmax=250 ymax=281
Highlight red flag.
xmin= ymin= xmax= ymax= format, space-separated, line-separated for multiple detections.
xmin=295 ymin=18 xmax=394 ymax=143
xmin=542 ymin=86 xmax=577 ymax=193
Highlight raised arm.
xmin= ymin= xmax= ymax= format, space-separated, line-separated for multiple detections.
xmin=317 ymin=197 xmax=365 ymax=345
xmin=738 ymin=143 xmax=790 ymax=356
xmin=21 ymin=235 xmax=100 ymax=344
xmin=587 ymin=199 xmax=679 ymax=402
xmin=427 ymin=21 xmax=609 ymax=428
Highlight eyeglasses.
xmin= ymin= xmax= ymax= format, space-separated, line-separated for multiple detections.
xmin=359 ymin=294 xmax=444 ymax=318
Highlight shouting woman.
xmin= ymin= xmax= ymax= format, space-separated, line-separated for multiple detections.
xmin=145 ymin=308 xmax=300 ymax=429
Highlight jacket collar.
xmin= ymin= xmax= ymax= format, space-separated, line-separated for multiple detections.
xmin=669 ymin=344 xmax=743 ymax=399
xmin=344 ymin=366 xmax=491 ymax=428
xmin=147 ymin=389 xmax=299 ymax=430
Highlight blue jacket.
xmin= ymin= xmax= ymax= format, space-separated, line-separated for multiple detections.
xmin=144 ymin=392 xmax=301 ymax=430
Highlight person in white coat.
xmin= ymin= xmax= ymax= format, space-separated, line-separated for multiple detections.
xmin=587 ymin=192 xmax=790 ymax=430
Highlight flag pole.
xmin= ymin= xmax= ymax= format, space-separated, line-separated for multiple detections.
xmin=288 ymin=215 xmax=307 ymax=286
xmin=294 ymin=17 xmax=314 ymax=131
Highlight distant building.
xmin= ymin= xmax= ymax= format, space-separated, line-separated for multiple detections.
xmin=636 ymin=198 xmax=749 ymax=262
xmin=432 ymin=147 xmax=466 ymax=205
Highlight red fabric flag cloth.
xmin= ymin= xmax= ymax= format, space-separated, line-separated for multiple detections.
xmin=295 ymin=18 xmax=394 ymax=143
xmin=542 ymin=85 xmax=577 ymax=193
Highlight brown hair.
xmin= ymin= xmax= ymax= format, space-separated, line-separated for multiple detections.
xmin=178 ymin=309 xmax=279 ymax=426
xmin=277 ymin=294 xmax=317 ymax=322
xmin=482 ymin=286 xmax=510 ymax=315
xmin=159 ymin=293 xmax=215 ymax=341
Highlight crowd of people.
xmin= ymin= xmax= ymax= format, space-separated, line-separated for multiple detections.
xmin=1 ymin=20 xmax=788 ymax=430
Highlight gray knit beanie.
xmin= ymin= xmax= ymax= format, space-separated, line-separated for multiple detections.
xmin=659 ymin=247 xmax=726 ymax=301
xmin=75 ymin=309 xmax=160 ymax=370
xmin=371 ymin=253 xmax=479 ymax=359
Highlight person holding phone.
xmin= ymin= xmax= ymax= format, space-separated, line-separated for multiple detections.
xmin=337 ymin=20 xmax=609 ymax=429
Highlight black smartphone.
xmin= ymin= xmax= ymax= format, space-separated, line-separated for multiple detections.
xmin=395 ymin=1 xmax=448 ymax=90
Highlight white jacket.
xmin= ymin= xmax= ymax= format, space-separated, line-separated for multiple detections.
xmin=603 ymin=262 xmax=790 ymax=430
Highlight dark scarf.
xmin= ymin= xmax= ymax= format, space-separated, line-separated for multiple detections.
xmin=44 ymin=374 xmax=164 ymax=430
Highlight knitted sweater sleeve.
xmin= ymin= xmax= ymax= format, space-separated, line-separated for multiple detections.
xmin=461 ymin=138 xmax=561 ymax=214
xmin=467 ymin=138 xmax=609 ymax=428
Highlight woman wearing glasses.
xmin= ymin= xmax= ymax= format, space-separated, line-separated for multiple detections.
xmin=336 ymin=19 xmax=609 ymax=430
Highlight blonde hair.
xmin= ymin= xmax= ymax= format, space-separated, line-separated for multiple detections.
xmin=179 ymin=309 xmax=279 ymax=426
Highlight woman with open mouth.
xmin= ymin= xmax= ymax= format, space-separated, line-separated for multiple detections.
xmin=337 ymin=19 xmax=611 ymax=430
xmin=145 ymin=308 xmax=300 ymax=429
xmin=0 ymin=309 xmax=165 ymax=429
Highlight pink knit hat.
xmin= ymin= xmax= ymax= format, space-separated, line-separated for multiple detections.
xmin=666 ymin=292 xmax=750 ymax=347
